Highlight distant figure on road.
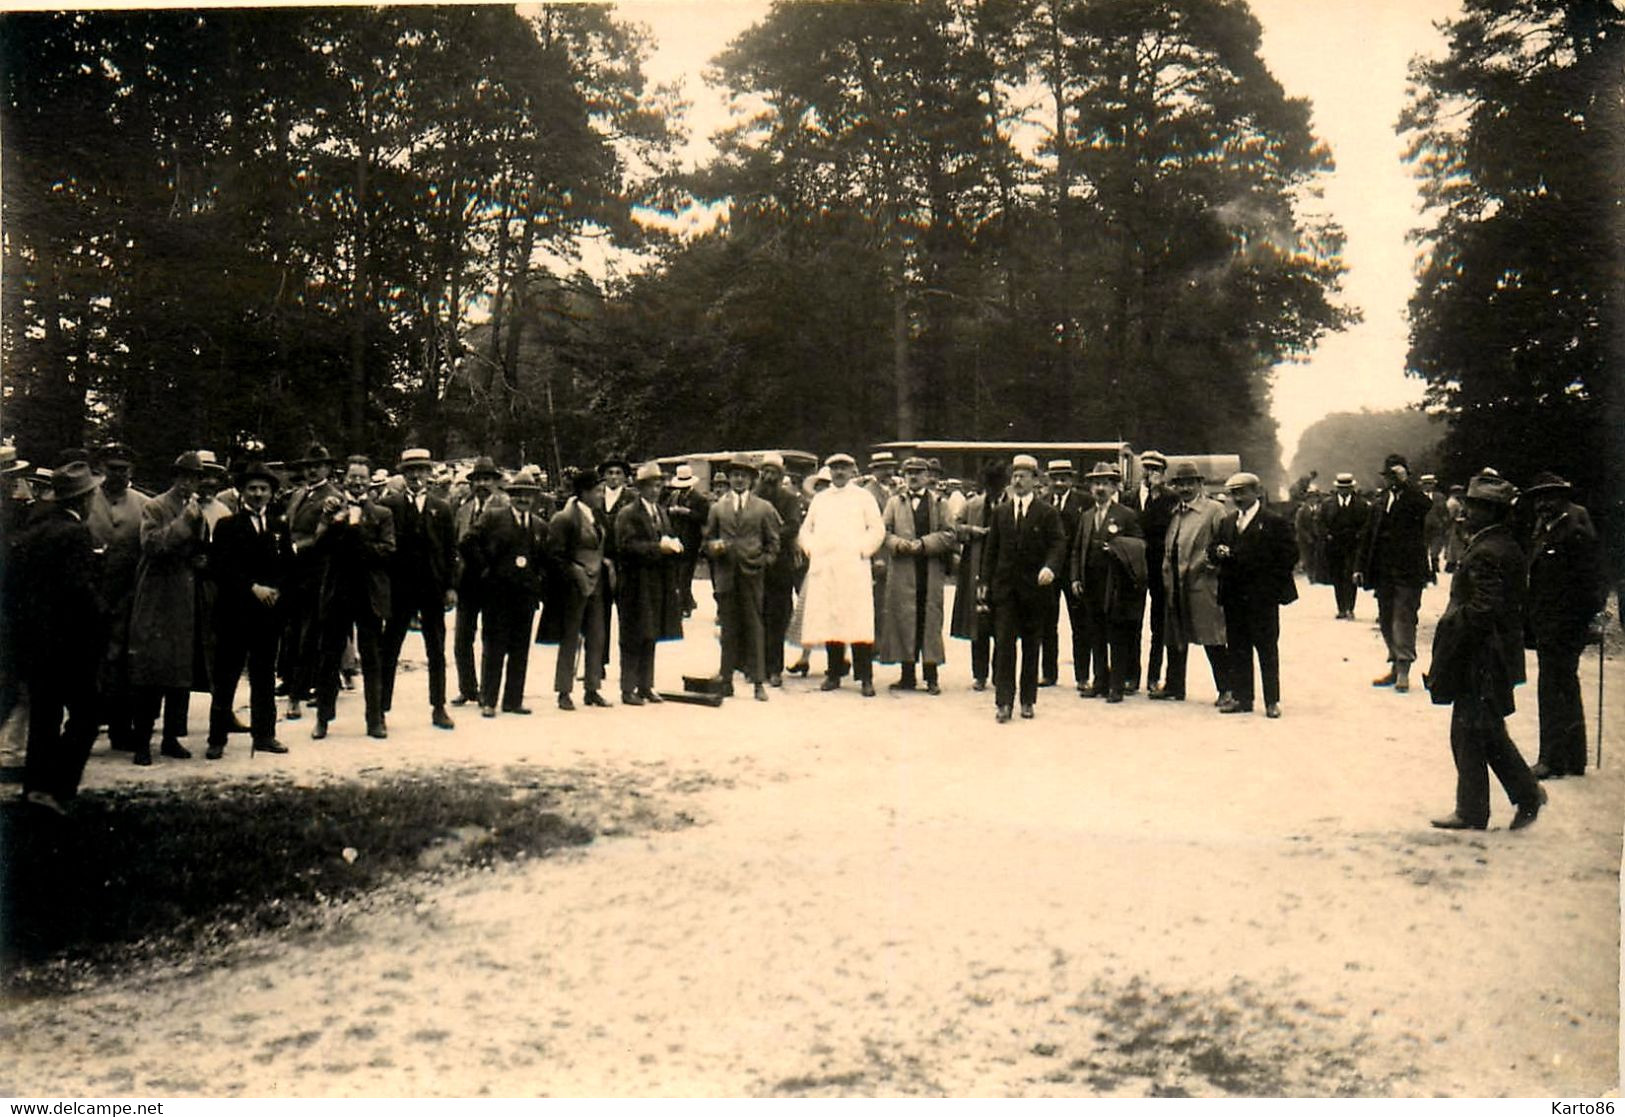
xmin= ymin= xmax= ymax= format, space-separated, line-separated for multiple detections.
xmin=1323 ymin=473 xmax=1368 ymax=620
xmin=1355 ymin=453 xmax=1433 ymax=694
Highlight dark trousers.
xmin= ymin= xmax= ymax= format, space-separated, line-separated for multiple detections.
xmin=1130 ymin=554 xmax=1166 ymax=689
xmin=1223 ymin=602 xmax=1281 ymax=709
xmin=762 ymin=575 xmax=795 ymax=679
xmin=208 ymin=609 xmax=279 ymax=745
xmin=453 ymin=593 xmax=482 ymax=702
xmin=479 ymin=601 xmax=535 ymax=710
xmin=1536 ymin=644 xmax=1587 ymax=775
xmin=970 ymin=632 xmax=991 ymax=683
xmin=24 ymin=677 xmax=99 ymax=801
xmin=1376 ymin=582 xmax=1423 ymax=665
xmin=1061 ymin=588 xmax=1088 ymax=685
xmin=133 ymin=686 xmax=191 ymax=743
xmin=825 ymin=641 xmax=874 ymax=684
xmin=677 ymin=554 xmax=700 ymax=613
xmin=992 ymin=599 xmax=1043 ymax=708
xmin=1082 ymin=604 xmax=1138 ymax=697
xmin=317 ymin=610 xmax=383 ymax=727
xmin=279 ymin=575 xmax=323 ymax=700
xmin=1450 ymin=688 xmax=1540 ymax=826
xmin=1039 ymin=583 xmax=1062 ymax=682
xmin=898 ymin=580 xmax=939 ymax=686
xmin=1164 ymin=643 xmax=1228 ymax=700
xmin=1330 ymin=549 xmax=1358 ymax=615
xmin=621 ymin=637 xmax=656 ymax=698
xmin=553 ymin=587 xmax=607 ymax=697
xmin=381 ymin=586 xmax=448 ymax=712
xmin=719 ymin=574 xmax=768 ymax=684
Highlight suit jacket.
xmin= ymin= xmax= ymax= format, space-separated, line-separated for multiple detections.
xmin=209 ymin=505 xmax=289 ymax=622
xmin=704 ymin=491 xmax=783 ymax=594
xmin=1322 ymin=492 xmax=1370 ymax=558
xmin=979 ymin=494 xmax=1066 ymax=610
xmin=127 ymin=487 xmax=208 ymax=689
xmin=380 ymin=487 xmax=458 ymax=597
xmin=1212 ymin=503 xmax=1299 ymax=616
xmin=663 ymin=487 xmax=712 ymax=552
xmin=614 ymin=497 xmax=683 ymax=642
xmin=285 ymin=480 xmax=344 ymax=557
xmin=1526 ymin=501 xmax=1604 ymax=651
xmin=314 ymin=498 xmax=395 ymax=622
xmin=1426 ymin=521 xmax=1526 ymax=714
xmin=475 ymin=504 xmax=548 ymax=609
xmin=9 ymin=504 xmax=105 ymax=682
xmin=1049 ymin=489 xmax=1086 ymax=585
xmin=1125 ymin=484 xmax=1179 ymax=558
xmin=537 ymin=500 xmax=606 ymax=644
xmin=1357 ymin=483 xmax=1433 ymax=589
xmin=757 ymin=479 xmax=804 ymax=586
xmin=1069 ymin=500 xmax=1146 ymax=622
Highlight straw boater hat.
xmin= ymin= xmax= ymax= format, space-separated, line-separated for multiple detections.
xmin=1011 ymin=453 xmax=1039 ymax=473
xmin=1085 ymin=460 xmax=1122 ymax=482
xmin=1523 ymin=471 xmax=1573 ymax=497
xmin=634 ymin=461 xmax=664 ymax=485
xmin=1334 ymin=472 xmax=1356 ymax=489
xmin=1167 ymin=461 xmax=1204 ymax=482
xmin=50 ymin=461 xmax=102 ymax=500
xmin=868 ymin=450 xmax=897 ymax=470
xmin=0 ymin=446 xmax=29 ymax=476
xmin=670 ymin=464 xmax=696 ymax=489
xmin=1139 ymin=450 xmax=1168 ymax=471
xmin=370 ymin=468 xmax=389 ymax=485
xmin=397 ymin=447 xmax=436 ymax=472
xmin=1047 ymin=459 xmax=1074 ymax=475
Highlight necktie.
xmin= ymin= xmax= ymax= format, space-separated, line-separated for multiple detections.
xmin=255 ymin=511 xmax=265 ymax=536
xmin=1015 ymin=498 xmax=1025 ymax=528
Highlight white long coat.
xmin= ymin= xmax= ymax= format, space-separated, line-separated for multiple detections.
xmin=797 ymin=482 xmax=886 ymax=645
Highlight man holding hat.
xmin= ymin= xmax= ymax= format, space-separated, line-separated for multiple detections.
xmin=1424 ymin=472 xmax=1546 ymax=830
xmin=705 ymin=455 xmax=783 ymax=700
xmin=279 ymin=443 xmax=343 ymax=720
xmin=205 ymin=461 xmax=290 ymax=757
xmin=1323 ymin=473 xmax=1369 ymax=620
xmin=1043 ymin=459 xmax=1085 ymax=690
xmin=467 ymin=466 xmax=546 ymax=716
xmin=1209 ymin=472 xmax=1297 ymax=717
xmin=662 ymin=463 xmax=711 ymax=618
xmin=1154 ymin=461 xmax=1231 ymax=704
xmin=614 ymin=463 xmax=686 ymax=704
xmin=979 ymin=454 xmax=1067 ymax=721
xmin=878 ymin=457 xmax=957 ymax=694
xmin=1125 ymin=450 xmax=1177 ymax=694
xmin=1355 ymin=453 xmax=1434 ymax=693
xmin=451 ymin=456 xmax=508 ymax=706
xmin=125 ymin=452 xmax=212 ymax=764
xmin=755 ymin=452 xmax=803 ymax=686
xmin=378 ymin=448 xmax=459 ymax=730
xmin=799 ymin=452 xmax=886 ymax=696
xmin=10 ymin=461 xmax=106 ymax=813
xmin=1069 ymin=461 xmax=1146 ymax=702
xmin=1523 ymin=471 xmax=1605 ymax=779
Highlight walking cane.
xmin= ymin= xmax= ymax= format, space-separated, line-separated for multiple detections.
xmin=1598 ymin=623 xmax=1606 ymax=770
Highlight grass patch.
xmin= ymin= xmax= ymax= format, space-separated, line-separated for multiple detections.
xmin=0 ymin=772 xmax=597 ymax=995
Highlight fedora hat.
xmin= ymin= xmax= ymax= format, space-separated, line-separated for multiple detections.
xmin=724 ymin=453 xmax=759 ymax=476
xmin=1464 ymin=473 xmax=1516 ymax=506
xmin=597 ymin=454 xmax=633 ymax=476
xmin=51 ymin=460 xmax=102 ymax=500
xmin=505 ymin=466 xmax=544 ymax=493
xmin=1523 ymin=471 xmax=1573 ymax=497
xmin=760 ymin=452 xmax=785 ymax=471
xmin=239 ymin=461 xmax=281 ymax=489
xmin=634 ymin=461 xmax=665 ymax=485
xmin=0 ymin=446 xmax=28 ymax=476
xmin=194 ymin=449 xmax=227 ymax=475
xmin=670 ymin=464 xmax=696 ymax=489
xmin=1382 ymin=452 xmax=1409 ymax=473
xmin=1167 ymin=461 xmax=1204 ymax=482
xmin=171 ymin=451 xmax=206 ymax=475
xmin=295 ymin=443 xmax=336 ymax=466
xmin=467 ymin=455 xmax=502 ymax=480
xmin=1084 ymin=460 xmax=1122 ymax=482
xmin=397 ymin=447 xmax=437 ymax=472
xmin=98 ymin=442 xmax=133 ymax=468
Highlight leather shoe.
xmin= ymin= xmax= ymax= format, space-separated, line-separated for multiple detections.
xmin=754 ymin=683 xmax=769 ymax=702
xmin=1078 ymin=686 xmax=1100 ymax=699
xmin=205 ymin=744 xmax=226 ymax=760
xmin=787 ymin=661 xmax=810 ymax=677
xmin=432 ymin=707 xmax=455 ymax=730
xmin=503 ymin=706 xmax=533 ymax=715
xmin=1146 ymin=682 xmax=1165 ymax=696
xmin=583 ymin=691 xmax=610 ymax=708
xmin=1038 ymin=678 xmax=1057 ymax=688
xmin=972 ymin=679 xmax=987 ymax=692
xmin=1148 ymin=689 xmax=1184 ymax=701
xmin=860 ymin=681 xmax=876 ymax=697
xmin=367 ymin=724 xmax=388 ymax=739
xmin=1372 ymin=670 xmax=1397 ymax=687
xmin=926 ymin=682 xmax=941 ymax=696
xmin=820 ymin=677 xmax=842 ymax=691
xmin=311 ymin=718 xmax=329 ymax=740
xmin=133 ymin=749 xmax=153 ymax=767
xmin=767 ymin=674 xmax=783 ymax=688
xmin=640 ymin=690 xmax=664 ymax=704
xmin=1122 ymin=682 xmax=1139 ymax=695
xmin=252 ymin=738 xmax=288 ymax=755
xmin=451 ymin=695 xmax=476 ymax=707
xmin=720 ymin=682 xmax=735 ymax=698
xmin=1530 ymin=762 xmax=1562 ymax=780
xmin=554 ymin=696 xmax=573 ymax=712
xmin=1213 ymin=691 xmax=1233 ymax=708
xmin=995 ymin=705 xmax=1013 ymax=723
xmin=1218 ymin=699 xmax=1252 ymax=714
xmin=1105 ymin=692 xmax=1123 ymax=704
xmin=482 ymin=705 xmax=499 ymax=717
xmin=1020 ymin=704 xmax=1034 ymax=719
xmin=889 ymin=680 xmax=917 ymax=692
xmin=1430 ymin=814 xmax=1486 ymax=830
xmin=622 ymin=692 xmax=646 ymax=707
xmin=1265 ymin=703 xmax=1281 ymax=719
xmin=160 ymin=738 xmax=192 ymax=760
xmin=1510 ymin=785 xmax=1548 ymax=831
xmin=285 ymin=700 xmax=303 ymax=721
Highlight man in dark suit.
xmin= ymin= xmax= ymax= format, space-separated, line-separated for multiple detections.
xmin=662 ymin=464 xmax=710 ymax=617
xmin=1043 ymin=460 xmax=1085 ymax=690
xmin=205 ymin=462 xmax=289 ymax=758
xmin=613 ymin=462 xmax=685 ymax=705
xmin=979 ymin=454 xmax=1066 ymax=723
xmin=470 ymin=467 xmax=548 ymax=717
xmin=1068 ymin=461 xmax=1146 ymax=703
xmin=1322 ymin=473 xmax=1369 ymax=620
xmin=540 ymin=468 xmax=610 ymax=710
xmin=1523 ymin=472 xmax=1606 ymax=779
xmin=1124 ymin=450 xmax=1177 ymax=694
xmin=1424 ymin=472 xmax=1545 ymax=831
xmin=597 ymin=455 xmax=634 ymax=676
xmin=310 ymin=455 xmax=395 ymax=740
xmin=11 ymin=462 xmax=106 ymax=814
xmin=1355 ymin=452 xmax=1434 ymax=692
xmin=450 ymin=456 xmax=507 ymax=706
xmin=755 ymin=453 xmax=803 ymax=687
xmin=706 ymin=455 xmax=783 ymax=701
xmin=379 ymin=448 xmax=459 ymax=730
xmin=280 ymin=444 xmax=343 ymax=721
xmin=1210 ymin=472 xmax=1299 ymax=718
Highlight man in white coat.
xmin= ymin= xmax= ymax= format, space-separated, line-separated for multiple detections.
xmin=798 ymin=452 xmax=886 ymax=697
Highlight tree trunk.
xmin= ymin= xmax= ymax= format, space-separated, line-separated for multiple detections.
xmin=348 ymin=94 xmax=372 ymax=448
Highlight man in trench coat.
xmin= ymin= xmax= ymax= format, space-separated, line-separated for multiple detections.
xmin=1151 ymin=461 xmax=1230 ymax=705
xmin=878 ymin=457 xmax=958 ymax=694
xmin=614 ymin=462 xmax=685 ymax=704
xmin=706 ymin=456 xmax=782 ymax=701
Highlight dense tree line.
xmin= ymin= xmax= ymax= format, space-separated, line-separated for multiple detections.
xmin=2 ymin=1 xmax=1352 ymax=486
xmin=1287 ymin=409 xmax=1445 ymax=492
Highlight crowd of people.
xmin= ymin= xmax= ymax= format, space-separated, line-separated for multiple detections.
xmin=0 ymin=440 xmax=1608 ymax=831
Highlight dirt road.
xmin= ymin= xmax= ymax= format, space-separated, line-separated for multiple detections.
xmin=3 ymin=580 xmax=1619 ymax=1096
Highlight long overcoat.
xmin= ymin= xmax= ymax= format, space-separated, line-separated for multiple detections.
xmin=1525 ymin=501 xmax=1604 ymax=653
xmin=127 ymin=488 xmax=207 ymax=689
xmin=797 ymin=482 xmax=885 ymax=645
xmin=1425 ymin=522 xmax=1526 ymax=715
xmin=614 ymin=498 xmax=684 ymax=643
xmin=950 ymin=492 xmax=997 ymax=640
xmin=877 ymin=490 xmax=957 ymax=665
xmin=1162 ymin=495 xmax=1227 ymax=649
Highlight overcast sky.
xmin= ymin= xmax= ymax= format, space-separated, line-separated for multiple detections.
xmin=617 ymin=0 xmax=1463 ymax=464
